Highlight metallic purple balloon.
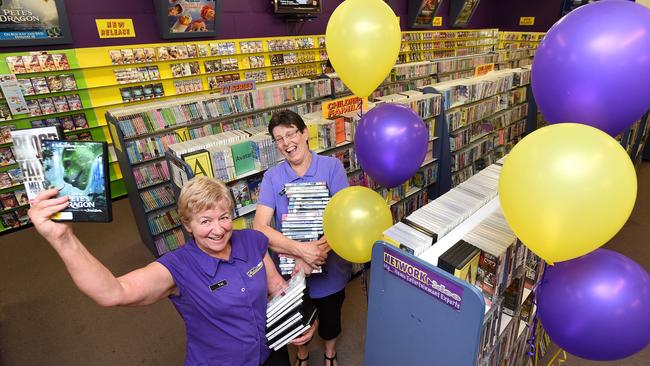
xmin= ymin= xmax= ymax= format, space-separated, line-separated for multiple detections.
xmin=354 ymin=103 xmax=428 ymax=188
xmin=537 ymin=249 xmax=650 ymax=361
xmin=531 ymin=0 xmax=650 ymax=137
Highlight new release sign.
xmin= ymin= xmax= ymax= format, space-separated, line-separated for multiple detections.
xmin=0 ymin=0 xmax=72 ymax=46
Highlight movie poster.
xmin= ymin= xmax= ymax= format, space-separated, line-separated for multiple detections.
xmin=0 ymin=0 xmax=68 ymax=42
xmin=166 ymin=0 xmax=217 ymax=34
xmin=411 ymin=0 xmax=442 ymax=28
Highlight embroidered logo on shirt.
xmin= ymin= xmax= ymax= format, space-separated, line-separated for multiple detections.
xmin=209 ymin=279 xmax=227 ymax=292
xmin=247 ymin=260 xmax=264 ymax=277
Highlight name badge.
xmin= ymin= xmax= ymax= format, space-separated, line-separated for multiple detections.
xmin=247 ymin=260 xmax=264 ymax=277
xmin=209 ymin=279 xmax=227 ymax=292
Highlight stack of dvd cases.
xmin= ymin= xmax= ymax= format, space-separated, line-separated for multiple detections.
xmin=279 ymin=182 xmax=329 ymax=275
xmin=266 ymin=273 xmax=318 ymax=351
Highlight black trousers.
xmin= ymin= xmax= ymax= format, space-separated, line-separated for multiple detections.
xmin=262 ymin=346 xmax=290 ymax=366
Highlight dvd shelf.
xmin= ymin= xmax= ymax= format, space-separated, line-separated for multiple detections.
xmin=399 ymin=29 xmax=499 ymax=63
xmin=421 ymin=67 xmax=532 ymax=187
xmin=497 ymin=31 xmax=545 ymax=50
xmin=374 ymin=160 xmax=546 ymax=366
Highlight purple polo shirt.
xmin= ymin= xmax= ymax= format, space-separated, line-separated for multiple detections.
xmin=258 ymin=151 xmax=352 ymax=299
xmin=157 ymin=229 xmax=270 ymax=366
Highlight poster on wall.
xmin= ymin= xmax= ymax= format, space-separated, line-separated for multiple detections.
xmin=154 ymin=0 xmax=220 ymax=39
xmin=408 ymin=0 xmax=443 ymax=29
xmin=0 ymin=0 xmax=72 ymax=46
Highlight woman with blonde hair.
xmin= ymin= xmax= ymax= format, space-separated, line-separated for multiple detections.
xmin=28 ymin=176 xmax=315 ymax=366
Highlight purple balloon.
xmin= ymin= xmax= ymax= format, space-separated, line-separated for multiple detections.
xmin=354 ymin=103 xmax=428 ymax=188
xmin=537 ymin=249 xmax=650 ymax=361
xmin=532 ymin=0 xmax=650 ymax=137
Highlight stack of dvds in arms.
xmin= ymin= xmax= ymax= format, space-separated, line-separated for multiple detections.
xmin=266 ymin=273 xmax=319 ymax=351
xmin=279 ymin=182 xmax=329 ymax=275
xmin=384 ymin=164 xmax=501 ymax=255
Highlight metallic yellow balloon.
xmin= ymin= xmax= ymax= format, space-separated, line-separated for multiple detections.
xmin=323 ymin=186 xmax=393 ymax=263
xmin=325 ymin=0 xmax=401 ymax=98
xmin=498 ymin=123 xmax=637 ymax=264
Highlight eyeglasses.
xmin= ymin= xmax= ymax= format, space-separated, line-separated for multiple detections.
xmin=273 ymin=129 xmax=299 ymax=145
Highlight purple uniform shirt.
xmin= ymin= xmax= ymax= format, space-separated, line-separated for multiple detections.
xmin=157 ymin=229 xmax=270 ymax=366
xmin=258 ymin=151 xmax=352 ymax=299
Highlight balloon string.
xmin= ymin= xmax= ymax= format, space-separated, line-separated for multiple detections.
xmin=361 ymin=265 xmax=370 ymax=304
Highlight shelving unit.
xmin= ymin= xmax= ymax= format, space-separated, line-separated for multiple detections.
xmin=497 ymin=31 xmax=545 ymax=50
xmin=399 ymin=29 xmax=499 ymax=63
xmin=370 ymin=161 xmax=546 ymax=366
xmin=419 ymin=67 xmax=532 ymax=187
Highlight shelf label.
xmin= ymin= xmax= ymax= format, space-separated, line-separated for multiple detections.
xmin=383 ymin=247 xmax=464 ymax=311
xmin=217 ymin=79 xmax=256 ymax=95
xmin=519 ymin=17 xmax=535 ymax=26
xmin=322 ymin=95 xmax=368 ymax=119
xmin=182 ymin=150 xmax=214 ymax=178
xmin=96 ymin=19 xmax=136 ymax=39
xmin=474 ymin=63 xmax=494 ymax=77
xmin=432 ymin=17 xmax=443 ymax=27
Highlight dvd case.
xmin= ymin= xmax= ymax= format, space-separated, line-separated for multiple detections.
xmin=10 ymin=127 xmax=61 ymax=201
xmin=41 ymin=140 xmax=112 ymax=222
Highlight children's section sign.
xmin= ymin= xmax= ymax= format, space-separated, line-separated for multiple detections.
xmin=96 ymin=19 xmax=136 ymax=39
xmin=322 ymin=96 xmax=368 ymax=119
xmin=383 ymin=247 xmax=464 ymax=311
xmin=474 ymin=63 xmax=494 ymax=77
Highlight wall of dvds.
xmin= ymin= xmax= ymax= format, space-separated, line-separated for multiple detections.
xmin=0 ymin=27 xmax=509 ymax=235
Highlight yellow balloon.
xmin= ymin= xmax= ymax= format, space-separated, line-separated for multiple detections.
xmin=325 ymin=0 xmax=401 ymax=98
xmin=498 ymin=123 xmax=637 ymax=264
xmin=323 ymin=186 xmax=393 ymax=263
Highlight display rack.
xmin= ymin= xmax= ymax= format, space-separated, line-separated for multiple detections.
xmin=370 ymin=161 xmax=546 ymax=366
xmin=419 ymin=67 xmax=533 ymax=187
